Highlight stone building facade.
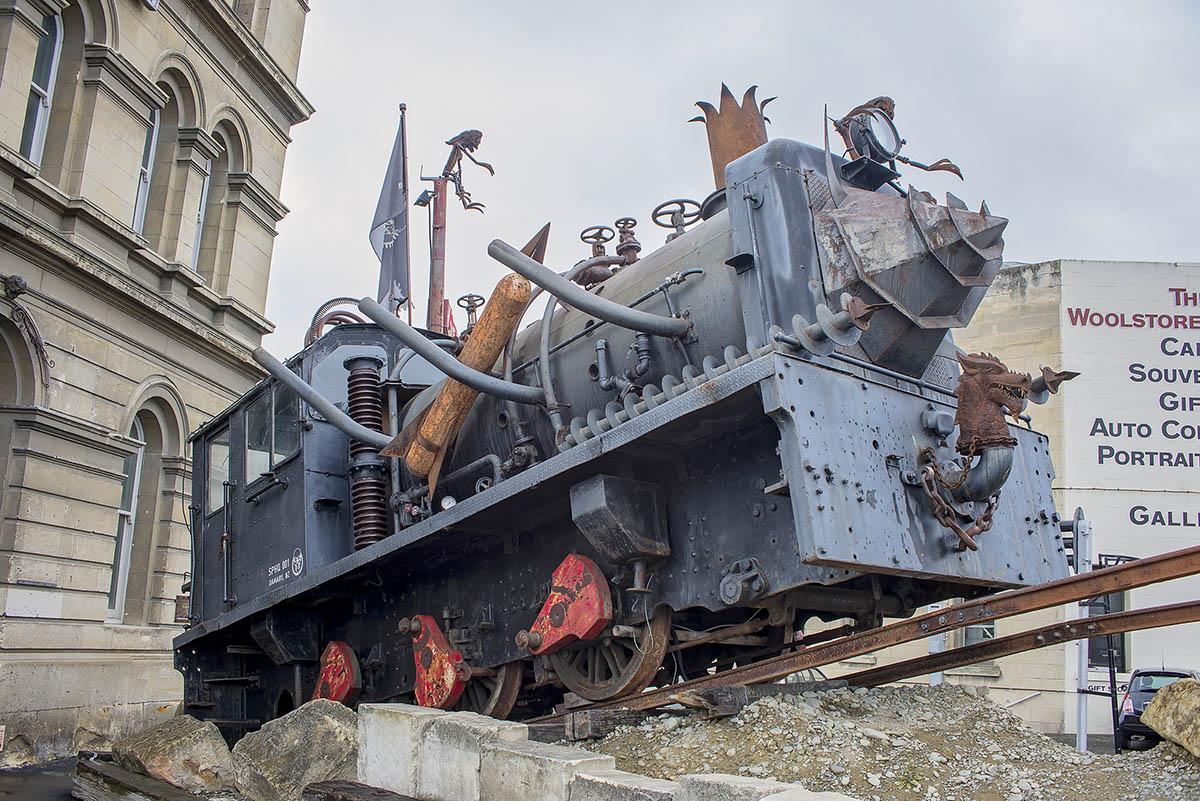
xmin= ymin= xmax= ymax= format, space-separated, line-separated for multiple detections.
xmin=0 ymin=0 xmax=310 ymax=764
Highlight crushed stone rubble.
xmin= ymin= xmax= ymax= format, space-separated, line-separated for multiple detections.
xmin=572 ymin=683 xmax=1200 ymax=801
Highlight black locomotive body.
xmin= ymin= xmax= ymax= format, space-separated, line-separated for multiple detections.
xmin=176 ymin=97 xmax=1070 ymax=739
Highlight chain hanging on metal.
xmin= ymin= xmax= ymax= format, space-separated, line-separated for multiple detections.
xmin=919 ymin=445 xmax=998 ymax=552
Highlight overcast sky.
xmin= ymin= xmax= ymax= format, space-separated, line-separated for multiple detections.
xmin=263 ymin=0 xmax=1200 ymax=354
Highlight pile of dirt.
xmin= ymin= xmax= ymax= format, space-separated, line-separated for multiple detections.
xmin=573 ymin=684 xmax=1200 ymax=801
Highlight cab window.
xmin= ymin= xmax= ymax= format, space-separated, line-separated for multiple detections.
xmin=244 ymin=383 xmax=302 ymax=483
xmin=246 ymin=394 xmax=271 ymax=478
xmin=273 ymin=382 xmax=301 ymax=463
xmin=206 ymin=427 xmax=230 ymax=514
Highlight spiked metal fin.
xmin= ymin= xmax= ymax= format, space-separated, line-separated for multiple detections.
xmin=823 ymin=105 xmax=847 ymax=208
xmin=521 ymin=222 xmax=551 ymax=264
xmin=945 ymin=192 xmax=968 ymax=210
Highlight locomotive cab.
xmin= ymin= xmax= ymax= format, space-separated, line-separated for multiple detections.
xmin=188 ymin=325 xmax=445 ymax=623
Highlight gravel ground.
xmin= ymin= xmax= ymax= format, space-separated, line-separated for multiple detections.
xmin=574 ymin=684 xmax=1200 ymax=801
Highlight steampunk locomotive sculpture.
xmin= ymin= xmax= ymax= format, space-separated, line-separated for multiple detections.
xmin=175 ymin=86 xmax=1075 ymax=737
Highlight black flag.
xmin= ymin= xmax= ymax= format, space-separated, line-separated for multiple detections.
xmin=370 ymin=105 xmax=410 ymax=313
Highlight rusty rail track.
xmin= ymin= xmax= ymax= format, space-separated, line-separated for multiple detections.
xmin=532 ymin=544 xmax=1200 ymax=721
xmin=841 ymin=599 xmax=1200 ymax=687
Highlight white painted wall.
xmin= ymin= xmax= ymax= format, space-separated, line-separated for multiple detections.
xmin=1057 ymin=259 xmax=1200 ymax=733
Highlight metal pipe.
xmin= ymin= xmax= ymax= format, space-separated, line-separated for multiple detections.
xmin=512 ymin=269 xmax=704 ymax=377
xmin=388 ymin=341 xmax=457 ymax=381
xmin=825 ymin=352 xmax=954 ymax=396
xmin=306 ymin=296 xmax=359 ymax=345
xmin=185 ymin=502 xmax=199 ymax=623
xmin=399 ymin=454 xmax=503 ymax=504
xmin=631 ymin=333 xmax=652 ymax=378
xmin=501 ymin=345 xmax=534 ymax=448
xmin=387 ymin=383 xmax=402 ymax=537
xmin=506 ymin=254 xmax=621 ymax=361
xmin=221 ymin=480 xmax=236 ymax=604
xmin=948 ymin=446 xmax=1015 ymax=502
xmin=593 ymin=339 xmax=630 ymax=394
xmin=252 ymin=347 xmax=392 ymax=449
xmin=358 ymin=298 xmax=544 ymax=405
xmin=488 ymin=240 xmax=691 ymax=337
xmin=540 ymin=295 xmax=567 ymax=433
xmin=668 ymin=618 xmax=769 ymax=654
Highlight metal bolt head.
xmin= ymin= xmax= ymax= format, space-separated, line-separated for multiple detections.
xmin=515 ymin=629 xmax=542 ymax=650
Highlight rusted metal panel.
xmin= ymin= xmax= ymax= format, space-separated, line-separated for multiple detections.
xmin=690 ymin=84 xmax=773 ymax=189
xmin=312 ymin=641 xmax=361 ymax=704
xmin=303 ymin=780 xmax=419 ymax=801
xmin=516 ymin=554 xmax=613 ymax=656
xmin=409 ymin=614 xmax=465 ymax=709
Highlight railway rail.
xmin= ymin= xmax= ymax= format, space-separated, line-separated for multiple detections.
xmin=532 ymin=544 xmax=1200 ymax=721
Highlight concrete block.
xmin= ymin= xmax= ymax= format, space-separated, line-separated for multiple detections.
xmin=676 ymin=773 xmax=795 ymax=801
xmin=357 ymin=704 xmax=447 ymax=797
xmin=761 ymin=791 xmax=858 ymax=801
xmin=479 ymin=740 xmax=614 ymax=801
xmin=571 ymin=768 xmax=679 ymax=800
xmin=418 ymin=710 xmax=528 ymax=801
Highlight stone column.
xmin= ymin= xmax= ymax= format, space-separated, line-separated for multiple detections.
xmin=155 ymin=126 xmax=222 ymax=271
xmin=70 ymin=44 xmax=167 ymax=225
xmin=211 ymin=171 xmax=288 ymax=315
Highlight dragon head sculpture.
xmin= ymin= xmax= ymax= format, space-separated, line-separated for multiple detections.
xmin=953 ymin=352 xmax=1032 ymax=454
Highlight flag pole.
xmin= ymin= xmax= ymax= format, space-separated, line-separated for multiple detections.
xmin=399 ymin=103 xmax=412 ymax=324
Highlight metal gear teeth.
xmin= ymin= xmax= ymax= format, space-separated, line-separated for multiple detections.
xmin=561 ymin=344 xmax=761 ymax=449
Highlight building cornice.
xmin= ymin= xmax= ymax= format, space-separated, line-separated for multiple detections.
xmin=212 ymin=291 xmax=273 ymax=333
xmin=176 ymin=126 xmax=224 ymax=161
xmin=0 ymin=1 xmax=61 ymax=38
xmin=0 ymin=141 xmax=39 ymax=180
xmin=82 ymin=44 xmax=170 ymax=118
xmin=178 ymin=0 xmax=314 ymax=127
xmin=226 ymin=170 xmax=288 ymax=230
xmin=0 ymin=404 xmax=141 ymax=457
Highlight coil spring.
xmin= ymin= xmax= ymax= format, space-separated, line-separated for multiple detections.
xmin=351 ymin=476 xmax=388 ymax=550
xmin=346 ymin=361 xmax=388 ymax=549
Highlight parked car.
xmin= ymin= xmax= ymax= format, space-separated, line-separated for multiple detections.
xmin=1117 ymin=667 xmax=1200 ymax=750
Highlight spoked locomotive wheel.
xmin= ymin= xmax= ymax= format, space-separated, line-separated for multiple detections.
xmin=454 ymin=661 xmax=523 ymax=719
xmin=549 ymin=607 xmax=671 ymax=701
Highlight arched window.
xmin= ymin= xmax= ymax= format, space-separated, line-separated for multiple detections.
xmin=141 ymin=65 xmax=202 ymax=261
xmin=108 ymin=392 xmax=184 ymax=625
xmin=132 ymin=108 xmax=160 ymax=233
xmin=0 ymin=312 xmax=37 ymax=406
xmin=195 ymin=120 xmax=244 ymax=287
xmin=37 ymin=2 xmax=88 ymax=189
xmin=19 ymin=13 xmax=62 ymax=164
xmin=107 ymin=416 xmax=145 ymax=620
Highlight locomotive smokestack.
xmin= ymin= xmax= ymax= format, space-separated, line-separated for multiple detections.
xmin=690 ymin=83 xmax=774 ymax=189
